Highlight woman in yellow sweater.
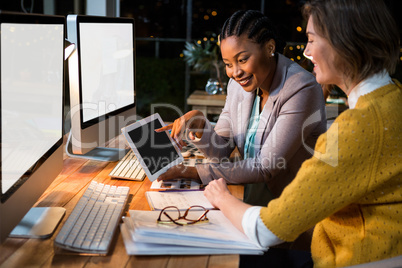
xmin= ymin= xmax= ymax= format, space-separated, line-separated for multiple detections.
xmin=204 ymin=0 xmax=402 ymax=267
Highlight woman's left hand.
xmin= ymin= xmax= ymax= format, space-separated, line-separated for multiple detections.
xmin=205 ymin=178 xmax=252 ymax=232
xmin=204 ymin=178 xmax=231 ymax=209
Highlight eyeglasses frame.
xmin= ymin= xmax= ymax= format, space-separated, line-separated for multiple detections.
xmin=157 ymin=205 xmax=209 ymax=226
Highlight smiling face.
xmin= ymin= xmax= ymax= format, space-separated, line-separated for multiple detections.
xmin=304 ymin=17 xmax=346 ymax=90
xmin=220 ymin=34 xmax=276 ymax=92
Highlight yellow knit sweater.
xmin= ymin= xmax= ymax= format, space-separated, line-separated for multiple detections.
xmin=260 ymin=82 xmax=402 ymax=267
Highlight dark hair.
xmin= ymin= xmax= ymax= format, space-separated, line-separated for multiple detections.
xmin=220 ymin=10 xmax=286 ymax=54
xmin=303 ymin=0 xmax=400 ymax=83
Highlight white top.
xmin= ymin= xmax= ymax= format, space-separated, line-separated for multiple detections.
xmin=348 ymin=71 xmax=392 ymax=109
xmin=242 ymin=206 xmax=284 ymax=247
xmin=241 ymin=71 xmax=393 ymax=248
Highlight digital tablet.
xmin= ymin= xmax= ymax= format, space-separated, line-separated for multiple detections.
xmin=121 ymin=113 xmax=184 ymax=181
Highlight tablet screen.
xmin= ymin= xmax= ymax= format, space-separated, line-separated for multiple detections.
xmin=126 ymin=118 xmax=180 ymax=175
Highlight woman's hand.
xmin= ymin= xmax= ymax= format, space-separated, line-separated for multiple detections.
xmin=155 ymin=110 xmax=206 ymax=149
xmin=157 ymin=165 xmax=201 ymax=183
xmin=204 ymin=178 xmax=251 ymax=232
xmin=203 ymin=178 xmax=231 ymax=209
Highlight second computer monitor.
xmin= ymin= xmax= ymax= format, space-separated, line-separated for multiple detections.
xmin=66 ymin=14 xmax=137 ymax=161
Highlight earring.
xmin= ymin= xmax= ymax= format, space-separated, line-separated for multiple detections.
xmin=271 ymin=52 xmax=275 ymax=57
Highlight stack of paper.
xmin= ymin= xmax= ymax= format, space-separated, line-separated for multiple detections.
xmin=121 ymin=210 xmax=266 ymax=255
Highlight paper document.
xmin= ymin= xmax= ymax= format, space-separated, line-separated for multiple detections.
xmin=146 ymin=190 xmax=214 ymax=210
xmin=150 ymin=179 xmax=204 ymax=191
xmin=121 ymin=222 xmax=262 ymax=255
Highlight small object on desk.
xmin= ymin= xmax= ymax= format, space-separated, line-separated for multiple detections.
xmin=54 ymin=181 xmax=130 ymax=255
xmin=109 ymin=150 xmax=146 ymax=181
xmin=150 ymin=179 xmax=204 ymax=191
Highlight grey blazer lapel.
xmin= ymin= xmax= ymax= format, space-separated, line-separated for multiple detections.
xmin=236 ymin=91 xmax=254 ymax=152
xmin=255 ymin=98 xmax=274 ymax=153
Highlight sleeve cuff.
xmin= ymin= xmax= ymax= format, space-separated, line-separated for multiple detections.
xmin=242 ymin=206 xmax=284 ymax=248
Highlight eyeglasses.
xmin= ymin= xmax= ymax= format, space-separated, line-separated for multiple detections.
xmin=157 ymin=205 xmax=209 ymax=226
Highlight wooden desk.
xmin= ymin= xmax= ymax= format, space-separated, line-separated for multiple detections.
xmin=0 ymin=137 xmax=243 ymax=268
xmin=187 ymin=90 xmax=227 ymax=116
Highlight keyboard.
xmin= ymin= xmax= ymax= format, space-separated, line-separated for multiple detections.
xmin=109 ymin=150 xmax=146 ymax=181
xmin=54 ymin=181 xmax=130 ymax=255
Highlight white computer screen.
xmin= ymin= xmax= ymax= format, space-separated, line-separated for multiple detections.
xmin=79 ymin=22 xmax=135 ymax=123
xmin=1 ymin=23 xmax=64 ymax=195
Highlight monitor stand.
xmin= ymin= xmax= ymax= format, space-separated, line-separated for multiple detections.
xmin=9 ymin=207 xmax=66 ymax=239
xmin=65 ymin=132 xmax=129 ymax=162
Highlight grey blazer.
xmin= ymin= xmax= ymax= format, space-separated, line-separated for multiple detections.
xmin=193 ymin=53 xmax=327 ymax=198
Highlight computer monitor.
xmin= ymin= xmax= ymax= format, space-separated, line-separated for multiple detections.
xmin=0 ymin=12 xmax=65 ymax=244
xmin=66 ymin=14 xmax=137 ymax=161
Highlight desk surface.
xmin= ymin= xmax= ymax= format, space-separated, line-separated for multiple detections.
xmin=0 ymin=137 xmax=243 ymax=268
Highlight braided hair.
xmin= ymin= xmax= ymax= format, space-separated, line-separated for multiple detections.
xmin=220 ymin=10 xmax=286 ymax=53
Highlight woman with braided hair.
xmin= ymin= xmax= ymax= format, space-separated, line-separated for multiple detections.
xmin=158 ymin=10 xmax=325 ymax=206
xmin=157 ymin=10 xmax=326 ymax=207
